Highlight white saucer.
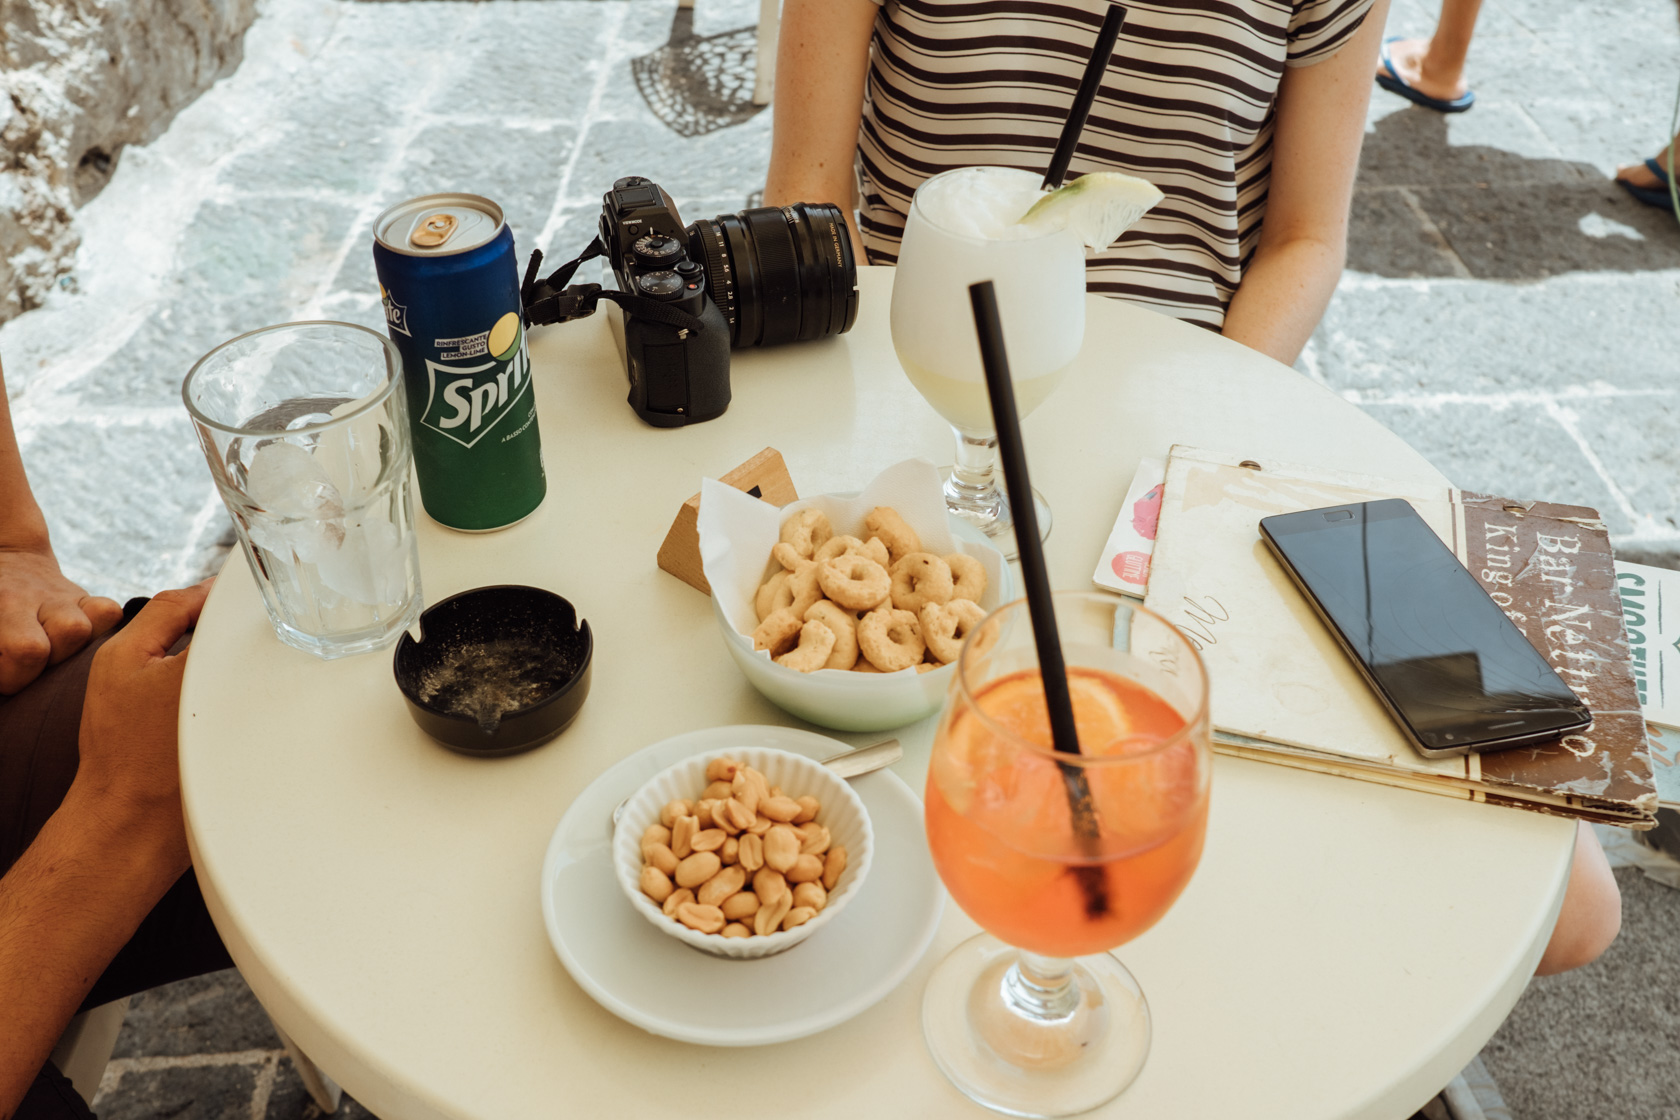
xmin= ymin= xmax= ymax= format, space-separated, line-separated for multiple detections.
xmin=540 ymin=724 xmax=945 ymax=1047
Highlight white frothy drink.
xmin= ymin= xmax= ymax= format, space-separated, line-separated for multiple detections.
xmin=913 ymin=166 xmax=1049 ymax=241
xmin=891 ymin=167 xmax=1085 ymax=436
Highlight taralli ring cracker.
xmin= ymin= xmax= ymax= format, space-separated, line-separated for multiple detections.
xmin=864 ymin=506 xmax=921 ymax=564
xmin=804 ymin=600 xmax=859 ymax=670
xmin=890 ymin=552 xmax=955 ymax=613
xmin=817 ymin=553 xmax=891 ymax=612
xmin=945 ymin=551 xmax=987 ymax=603
xmin=858 ymin=607 xmax=926 ymax=672
xmin=920 ymin=598 xmax=987 ymax=664
xmin=636 ymin=758 xmax=848 ymax=941
xmin=775 ymin=619 xmax=837 ymax=672
xmin=778 ymin=508 xmax=832 ymax=560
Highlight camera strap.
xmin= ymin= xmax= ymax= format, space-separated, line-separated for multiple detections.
xmin=521 ymin=241 xmax=710 ymax=335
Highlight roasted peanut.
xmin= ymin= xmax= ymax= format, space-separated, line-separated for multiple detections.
xmin=695 ymin=800 xmax=716 ymax=828
xmin=720 ymin=836 xmax=739 ymax=865
xmin=721 ymin=891 xmax=760 ymax=920
xmin=660 ymin=799 xmax=693 ymax=829
xmin=697 ymin=865 xmax=746 ymax=907
xmin=760 ymin=796 xmax=802 ymax=823
xmin=752 ymin=868 xmax=789 ymax=907
xmin=676 ymin=902 xmax=726 ymax=934
xmin=764 ymin=823 xmax=801 ymax=872
xmin=793 ymin=796 xmax=820 ymax=823
xmin=723 ymin=798 xmax=756 ymax=832
xmin=745 ymin=767 xmax=772 ymax=804
xmin=671 ymin=814 xmax=698 ymax=859
xmin=705 ymin=757 xmax=740 ymax=783
xmin=798 ymin=823 xmax=831 ymax=856
xmin=792 ymin=881 xmax=827 ymax=911
xmin=787 ymin=853 xmax=824 ymax=883
xmin=675 ymin=851 xmax=722 ymax=889
xmin=782 ymin=906 xmax=816 ymax=931
xmin=822 ymin=845 xmax=847 ymax=891
xmin=746 ymin=815 xmax=772 ymax=836
xmin=722 ymin=922 xmax=752 ymax=939
xmin=643 ymin=822 xmax=672 ymax=846
xmin=730 ymin=770 xmax=760 ymax=813
xmin=702 ymin=779 xmax=734 ymax=801
xmin=754 ymin=891 xmax=793 ymax=936
xmin=690 ymin=828 xmax=726 ymax=853
xmin=640 ymin=865 xmax=674 ymax=903
xmin=662 ymin=888 xmax=695 ymax=917
xmin=642 ymin=842 xmax=679 ymax=876
xmin=737 ymin=832 xmax=765 ymax=873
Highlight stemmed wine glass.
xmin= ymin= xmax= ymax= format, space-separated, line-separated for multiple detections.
xmin=923 ymin=591 xmax=1211 ymax=1117
xmin=890 ymin=167 xmax=1086 ymax=559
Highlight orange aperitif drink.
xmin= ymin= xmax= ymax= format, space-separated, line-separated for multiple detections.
xmin=919 ymin=592 xmax=1210 ymax=1118
xmin=926 ymin=666 xmax=1208 ymax=959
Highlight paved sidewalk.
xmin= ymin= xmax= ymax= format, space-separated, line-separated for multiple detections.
xmin=0 ymin=0 xmax=1674 ymax=1117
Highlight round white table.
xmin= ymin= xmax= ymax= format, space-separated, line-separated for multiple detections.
xmin=179 ymin=267 xmax=1573 ymax=1120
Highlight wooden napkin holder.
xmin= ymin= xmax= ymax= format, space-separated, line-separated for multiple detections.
xmin=658 ymin=447 xmax=798 ymax=595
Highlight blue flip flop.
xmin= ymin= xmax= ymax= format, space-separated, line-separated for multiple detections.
xmin=1375 ymin=37 xmax=1475 ymax=113
xmin=1615 ymin=158 xmax=1675 ymax=209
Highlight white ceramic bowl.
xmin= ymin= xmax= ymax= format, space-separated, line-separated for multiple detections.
xmin=714 ymin=521 xmax=1012 ymax=733
xmin=612 ymin=747 xmax=874 ymax=960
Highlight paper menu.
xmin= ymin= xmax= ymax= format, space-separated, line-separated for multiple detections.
xmin=1092 ymin=457 xmax=1165 ymax=597
xmin=1140 ymin=447 xmax=1466 ymax=776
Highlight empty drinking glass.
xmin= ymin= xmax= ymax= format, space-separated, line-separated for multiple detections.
xmin=184 ymin=321 xmax=423 ymax=659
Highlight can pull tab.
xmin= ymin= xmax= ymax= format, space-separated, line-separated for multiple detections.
xmin=411 ymin=212 xmax=457 ymax=249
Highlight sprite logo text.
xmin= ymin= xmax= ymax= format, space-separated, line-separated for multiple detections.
xmin=420 ymin=338 xmax=532 ymax=449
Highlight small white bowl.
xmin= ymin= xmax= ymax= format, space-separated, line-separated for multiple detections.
xmin=612 ymin=747 xmax=875 ymax=960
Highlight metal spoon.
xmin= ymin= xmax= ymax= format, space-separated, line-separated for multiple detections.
xmin=609 ymin=737 xmax=902 ymax=833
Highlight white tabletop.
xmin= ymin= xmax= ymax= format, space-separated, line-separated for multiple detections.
xmin=179 ymin=267 xmax=1573 ymax=1120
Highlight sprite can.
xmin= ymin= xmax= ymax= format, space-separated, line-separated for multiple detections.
xmin=373 ymin=193 xmax=546 ymax=531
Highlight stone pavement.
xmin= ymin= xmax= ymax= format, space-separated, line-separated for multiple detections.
xmin=0 ymin=0 xmax=1674 ymax=1117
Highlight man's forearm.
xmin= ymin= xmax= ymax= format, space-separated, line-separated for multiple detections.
xmin=0 ymin=787 xmax=185 ymax=1116
xmin=1220 ymin=236 xmax=1344 ymax=366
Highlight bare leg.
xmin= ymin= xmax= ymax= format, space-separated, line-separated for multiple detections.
xmin=1615 ymin=129 xmax=1680 ymax=190
xmin=1534 ymin=821 xmax=1621 ymax=976
xmin=1378 ymin=0 xmax=1485 ymax=103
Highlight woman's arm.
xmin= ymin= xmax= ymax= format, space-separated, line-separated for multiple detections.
xmin=0 ymin=359 xmax=123 ymax=693
xmin=1221 ymin=0 xmax=1389 ymax=365
xmin=763 ymin=0 xmax=879 ymax=259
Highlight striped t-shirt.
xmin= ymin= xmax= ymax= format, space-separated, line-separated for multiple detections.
xmin=856 ymin=0 xmax=1376 ymax=330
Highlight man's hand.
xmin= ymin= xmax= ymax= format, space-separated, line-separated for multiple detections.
xmin=73 ymin=581 xmax=212 ymax=877
xmin=0 ymin=543 xmax=123 ymax=695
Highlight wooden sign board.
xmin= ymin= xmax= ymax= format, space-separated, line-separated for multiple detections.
xmin=657 ymin=447 xmax=797 ymax=594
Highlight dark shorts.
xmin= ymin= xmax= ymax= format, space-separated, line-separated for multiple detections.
xmin=3 ymin=612 xmax=234 ymax=1119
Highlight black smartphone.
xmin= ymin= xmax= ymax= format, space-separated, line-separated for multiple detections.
xmin=1258 ymin=498 xmax=1592 ymax=758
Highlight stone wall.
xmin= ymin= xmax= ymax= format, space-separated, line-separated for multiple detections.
xmin=0 ymin=0 xmax=259 ymax=323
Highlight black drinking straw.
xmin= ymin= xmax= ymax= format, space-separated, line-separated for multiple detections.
xmin=969 ymin=280 xmax=1109 ymax=919
xmin=1041 ymin=4 xmax=1127 ymax=191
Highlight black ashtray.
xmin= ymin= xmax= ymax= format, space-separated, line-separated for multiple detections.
xmin=393 ymin=585 xmax=593 ymax=758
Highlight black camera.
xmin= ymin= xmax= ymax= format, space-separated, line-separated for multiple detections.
xmin=521 ymin=176 xmax=860 ymax=428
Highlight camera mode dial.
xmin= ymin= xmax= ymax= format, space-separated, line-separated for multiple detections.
xmin=635 ymin=270 xmax=684 ymax=300
xmin=632 ymin=234 xmax=685 ymax=267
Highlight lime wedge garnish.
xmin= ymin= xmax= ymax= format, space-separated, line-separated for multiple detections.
xmin=1019 ymin=171 xmax=1164 ymax=250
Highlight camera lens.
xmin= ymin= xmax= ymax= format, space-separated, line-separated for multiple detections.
xmin=686 ymin=203 xmax=859 ymax=348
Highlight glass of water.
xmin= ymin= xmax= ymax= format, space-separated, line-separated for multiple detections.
xmin=184 ymin=321 xmax=423 ymax=659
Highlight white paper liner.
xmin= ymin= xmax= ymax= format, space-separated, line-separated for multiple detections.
xmin=696 ymin=458 xmax=1009 ymax=675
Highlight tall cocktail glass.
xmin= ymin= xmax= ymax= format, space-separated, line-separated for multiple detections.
xmin=183 ymin=321 xmax=423 ymax=659
xmin=890 ymin=167 xmax=1085 ymax=558
xmin=923 ymin=591 xmax=1211 ymax=1117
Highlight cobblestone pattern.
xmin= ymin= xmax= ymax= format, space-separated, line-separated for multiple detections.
xmin=6 ymin=0 xmax=1677 ymax=1117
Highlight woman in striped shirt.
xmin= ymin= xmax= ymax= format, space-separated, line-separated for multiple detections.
xmin=764 ymin=0 xmax=1389 ymax=364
